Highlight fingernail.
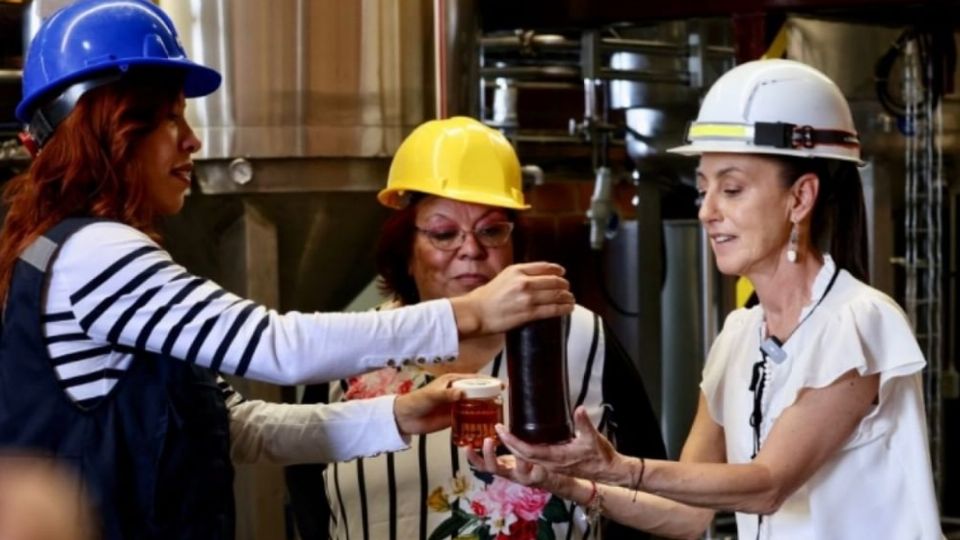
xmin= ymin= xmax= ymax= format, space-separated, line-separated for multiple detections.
xmin=495 ymin=424 xmax=506 ymax=434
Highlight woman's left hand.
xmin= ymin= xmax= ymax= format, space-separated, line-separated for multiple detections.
xmin=466 ymin=437 xmax=555 ymax=490
xmin=393 ymin=373 xmax=478 ymax=436
xmin=494 ymin=406 xmax=628 ymax=484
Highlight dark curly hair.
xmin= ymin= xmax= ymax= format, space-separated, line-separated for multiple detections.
xmin=374 ymin=200 xmax=422 ymax=305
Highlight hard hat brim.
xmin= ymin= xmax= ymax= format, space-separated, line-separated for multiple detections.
xmin=16 ymin=59 xmax=222 ymax=123
xmin=667 ymin=142 xmax=865 ymax=167
xmin=377 ymin=186 xmax=531 ymax=211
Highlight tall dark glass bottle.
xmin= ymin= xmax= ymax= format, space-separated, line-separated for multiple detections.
xmin=506 ymin=315 xmax=574 ymax=444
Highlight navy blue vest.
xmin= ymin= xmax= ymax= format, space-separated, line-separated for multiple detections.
xmin=0 ymin=219 xmax=235 ymax=539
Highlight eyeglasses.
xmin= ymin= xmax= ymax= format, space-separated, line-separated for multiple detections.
xmin=415 ymin=222 xmax=515 ymax=251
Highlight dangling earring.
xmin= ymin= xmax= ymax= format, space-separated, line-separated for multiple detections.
xmin=787 ymin=222 xmax=799 ymax=263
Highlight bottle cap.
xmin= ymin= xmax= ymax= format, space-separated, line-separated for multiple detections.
xmin=452 ymin=378 xmax=502 ymax=399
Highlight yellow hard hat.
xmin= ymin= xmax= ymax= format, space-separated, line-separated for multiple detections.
xmin=378 ymin=116 xmax=530 ymax=210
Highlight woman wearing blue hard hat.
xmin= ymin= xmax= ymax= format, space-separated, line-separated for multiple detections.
xmin=0 ymin=1 xmax=574 ymax=538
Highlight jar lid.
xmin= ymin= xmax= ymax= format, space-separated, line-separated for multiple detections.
xmin=452 ymin=378 xmax=502 ymax=399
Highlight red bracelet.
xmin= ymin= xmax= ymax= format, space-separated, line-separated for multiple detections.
xmin=585 ymin=480 xmax=599 ymax=507
xmin=584 ymin=480 xmax=603 ymax=526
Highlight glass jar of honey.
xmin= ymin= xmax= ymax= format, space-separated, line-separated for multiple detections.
xmin=450 ymin=378 xmax=503 ymax=450
xmin=506 ymin=316 xmax=574 ymax=444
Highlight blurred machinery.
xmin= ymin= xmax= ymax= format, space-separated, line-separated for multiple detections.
xmin=460 ymin=16 xmax=737 ymax=461
xmin=0 ymin=1 xmax=26 ymax=175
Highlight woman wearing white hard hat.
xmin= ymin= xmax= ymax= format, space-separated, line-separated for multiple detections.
xmin=470 ymin=59 xmax=943 ymax=539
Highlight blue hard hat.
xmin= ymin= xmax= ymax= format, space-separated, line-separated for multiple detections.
xmin=16 ymin=0 xmax=221 ymax=125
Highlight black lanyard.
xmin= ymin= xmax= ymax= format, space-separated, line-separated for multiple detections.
xmin=748 ymin=265 xmax=841 ymax=538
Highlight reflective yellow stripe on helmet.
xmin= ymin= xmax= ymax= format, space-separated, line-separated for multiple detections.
xmin=687 ymin=123 xmax=754 ymax=141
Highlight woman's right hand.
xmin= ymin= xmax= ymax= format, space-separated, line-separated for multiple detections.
xmin=393 ymin=373 xmax=475 ymax=436
xmin=449 ymin=262 xmax=574 ymax=336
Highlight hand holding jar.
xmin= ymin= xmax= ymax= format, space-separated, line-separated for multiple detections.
xmin=450 ymin=378 xmax=504 ymax=450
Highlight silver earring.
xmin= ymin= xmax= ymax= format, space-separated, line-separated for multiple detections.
xmin=787 ymin=222 xmax=799 ymax=263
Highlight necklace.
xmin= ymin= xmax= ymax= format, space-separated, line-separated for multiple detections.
xmin=752 ymin=264 xmax=840 ymax=433
xmin=749 ymin=264 xmax=841 ymax=539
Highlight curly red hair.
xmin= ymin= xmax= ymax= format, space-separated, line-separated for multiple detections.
xmin=0 ymin=72 xmax=182 ymax=306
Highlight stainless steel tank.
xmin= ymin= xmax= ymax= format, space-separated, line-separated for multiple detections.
xmin=160 ymin=0 xmax=433 ymax=161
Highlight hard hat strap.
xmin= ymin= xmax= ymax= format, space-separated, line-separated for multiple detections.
xmin=27 ymin=73 xmax=123 ymax=148
xmin=753 ymin=122 xmax=859 ymax=150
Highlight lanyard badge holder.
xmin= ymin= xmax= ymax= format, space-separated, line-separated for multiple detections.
xmin=748 ymin=265 xmax=840 ymax=538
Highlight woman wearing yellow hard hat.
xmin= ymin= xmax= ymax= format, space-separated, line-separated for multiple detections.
xmin=321 ymin=116 xmax=666 ymax=540
xmin=470 ymin=60 xmax=943 ymax=539
xmin=0 ymin=2 xmax=574 ymax=538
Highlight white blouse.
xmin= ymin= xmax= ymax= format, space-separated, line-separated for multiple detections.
xmin=701 ymin=256 xmax=943 ymax=539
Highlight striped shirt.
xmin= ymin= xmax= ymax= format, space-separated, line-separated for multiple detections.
xmin=324 ymin=304 xmax=664 ymax=540
xmin=40 ymin=222 xmax=458 ymax=409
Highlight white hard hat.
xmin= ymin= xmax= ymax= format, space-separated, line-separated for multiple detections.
xmin=668 ymin=59 xmax=862 ymax=164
